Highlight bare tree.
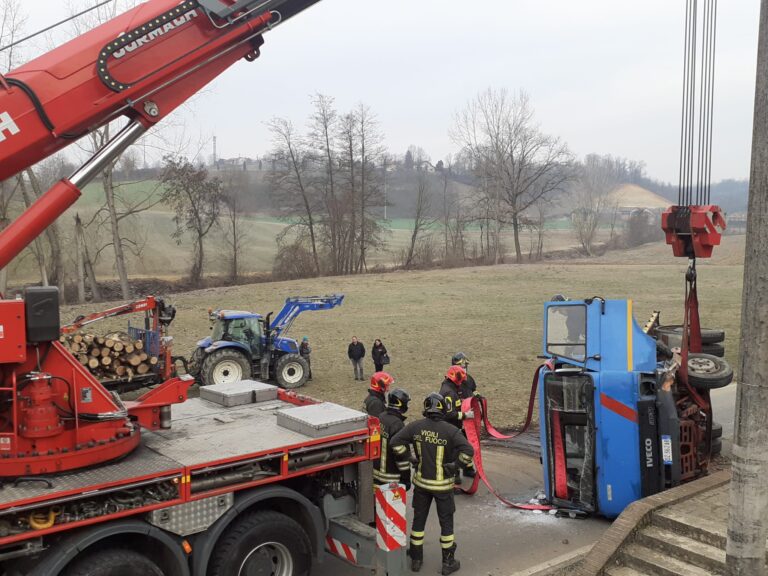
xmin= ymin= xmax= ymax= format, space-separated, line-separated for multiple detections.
xmin=268 ymin=118 xmax=321 ymax=276
xmin=571 ymin=154 xmax=619 ymax=256
xmin=219 ymin=170 xmax=249 ymax=282
xmin=403 ymin=170 xmax=436 ymax=269
xmin=74 ymin=214 xmax=101 ymax=301
xmin=453 ymin=89 xmax=573 ymax=263
xmin=161 ymin=156 xmax=223 ymax=286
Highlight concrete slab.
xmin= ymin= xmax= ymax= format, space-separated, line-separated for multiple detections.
xmin=315 ymin=445 xmax=610 ymax=576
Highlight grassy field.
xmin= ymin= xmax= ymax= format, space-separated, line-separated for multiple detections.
xmin=61 ymin=239 xmax=745 ymax=428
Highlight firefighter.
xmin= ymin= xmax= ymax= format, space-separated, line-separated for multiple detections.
xmin=363 ymin=371 xmax=394 ymax=417
xmin=439 ymin=365 xmax=475 ymax=431
xmin=440 ymin=364 xmax=477 ymax=483
xmin=450 ymin=352 xmax=478 ymax=398
xmin=391 ymin=393 xmax=475 ymax=575
xmin=373 ymin=388 xmax=412 ymax=488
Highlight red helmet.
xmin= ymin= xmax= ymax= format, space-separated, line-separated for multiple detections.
xmin=370 ymin=371 xmax=394 ymax=393
xmin=446 ymin=365 xmax=467 ymax=386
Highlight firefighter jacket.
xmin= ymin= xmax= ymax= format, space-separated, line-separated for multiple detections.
xmin=373 ymin=409 xmax=410 ymax=485
xmin=363 ymin=390 xmax=386 ymax=417
xmin=390 ymin=416 xmax=475 ymax=493
xmin=438 ymin=377 xmax=476 ymax=428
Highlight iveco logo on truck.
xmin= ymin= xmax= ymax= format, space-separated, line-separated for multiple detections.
xmin=644 ymin=437 xmax=654 ymax=468
xmin=113 ymin=10 xmax=200 ymax=59
xmin=0 ymin=111 xmax=20 ymax=142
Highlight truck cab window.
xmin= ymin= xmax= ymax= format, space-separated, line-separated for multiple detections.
xmin=547 ymin=305 xmax=587 ymax=361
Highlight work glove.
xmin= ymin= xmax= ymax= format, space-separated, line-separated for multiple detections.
xmin=443 ymin=462 xmax=458 ymax=476
xmin=462 ymin=410 xmax=475 ymax=420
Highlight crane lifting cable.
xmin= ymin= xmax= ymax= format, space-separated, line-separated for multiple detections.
xmin=662 ymin=0 xmax=725 ymax=476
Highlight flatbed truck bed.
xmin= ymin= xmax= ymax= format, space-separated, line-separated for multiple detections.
xmin=0 ymin=386 xmax=384 ymax=576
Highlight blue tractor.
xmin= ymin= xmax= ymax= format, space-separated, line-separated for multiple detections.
xmin=189 ymin=294 xmax=344 ymax=389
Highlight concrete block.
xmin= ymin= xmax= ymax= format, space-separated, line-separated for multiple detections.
xmin=277 ymin=402 xmax=368 ymax=438
xmin=200 ymin=380 xmax=279 ymax=407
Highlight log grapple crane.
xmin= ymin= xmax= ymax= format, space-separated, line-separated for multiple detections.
xmin=0 ymin=0 xmax=322 ymax=477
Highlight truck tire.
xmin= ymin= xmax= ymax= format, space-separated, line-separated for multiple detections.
xmin=655 ymin=325 xmax=725 ymax=345
xmin=687 ymin=353 xmax=734 ymax=390
xmin=275 ymin=354 xmax=309 ymax=389
xmin=712 ymin=421 xmax=723 ymax=439
xmin=208 ymin=510 xmax=311 ymax=576
xmin=702 ymin=343 xmax=725 ymax=358
xmin=202 ymin=349 xmax=251 ymax=386
xmin=64 ymin=548 xmax=164 ymax=576
xmin=712 ymin=437 xmax=723 ymax=456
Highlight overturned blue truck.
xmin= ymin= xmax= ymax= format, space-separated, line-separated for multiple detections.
xmin=538 ymin=297 xmax=732 ymax=518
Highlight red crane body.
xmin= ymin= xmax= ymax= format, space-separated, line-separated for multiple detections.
xmin=0 ymin=0 xmax=321 ymax=476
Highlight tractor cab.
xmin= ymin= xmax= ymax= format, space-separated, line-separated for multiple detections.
xmin=539 ymin=298 xmax=666 ymax=518
xmin=209 ymin=311 xmax=265 ymax=355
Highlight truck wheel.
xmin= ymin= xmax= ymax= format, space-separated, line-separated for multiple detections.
xmin=712 ymin=437 xmax=723 ymax=456
xmin=275 ymin=354 xmax=309 ymax=389
xmin=712 ymin=421 xmax=723 ymax=439
xmin=202 ymin=349 xmax=251 ymax=386
xmin=702 ymin=343 xmax=725 ymax=358
xmin=64 ymin=548 xmax=164 ymax=576
xmin=209 ymin=510 xmax=311 ymax=576
xmin=687 ymin=353 xmax=734 ymax=390
xmin=655 ymin=325 xmax=725 ymax=345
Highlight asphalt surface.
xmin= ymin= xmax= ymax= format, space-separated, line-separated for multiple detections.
xmin=314 ymin=445 xmax=610 ymax=576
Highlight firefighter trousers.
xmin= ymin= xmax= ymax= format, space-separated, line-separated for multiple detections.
xmin=410 ymin=487 xmax=456 ymax=550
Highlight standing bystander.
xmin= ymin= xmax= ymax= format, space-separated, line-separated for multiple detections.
xmin=348 ymin=336 xmax=366 ymax=381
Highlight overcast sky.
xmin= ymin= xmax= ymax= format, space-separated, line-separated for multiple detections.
xmin=23 ymin=1 xmax=761 ymax=183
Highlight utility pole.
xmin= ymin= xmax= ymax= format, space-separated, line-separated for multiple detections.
xmin=726 ymin=1 xmax=768 ymax=574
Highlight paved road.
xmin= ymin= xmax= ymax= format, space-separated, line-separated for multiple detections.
xmin=314 ymin=446 xmax=609 ymax=576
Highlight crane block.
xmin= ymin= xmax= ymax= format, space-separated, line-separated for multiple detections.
xmin=662 ymin=205 xmax=727 ymax=259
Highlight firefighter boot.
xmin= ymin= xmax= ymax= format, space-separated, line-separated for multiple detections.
xmin=409 ymin=544 xmax=423 ymax=572
xmin=441 ymin=544 xmax=461 ymax=575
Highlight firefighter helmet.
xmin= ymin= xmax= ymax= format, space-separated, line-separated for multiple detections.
xmin=423 ymin=393 xmax=447 ymax=417
xmin=451 ymin=352 xmax=469 ymax=367
xmin=387 ymin=388 xmax=411 ymax=414
xmin=370 ymin=371 xmax=394 ymax=394
xmin=446 ymin=365 xmax=467 ymax=386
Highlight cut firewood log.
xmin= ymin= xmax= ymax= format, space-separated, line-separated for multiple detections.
xmin=104 ymin=338 xmax=116 ymax=349
xmin=148 ymin=356 xmax=158 ymax=366
xmin=139 ymin=352 xmax=148 ymax=362
xmin=88 ymin=358 xmax=100 ymax=370
xmin=126 ymin=354 xmax=142 ymax=367
xmin=100 ymin=348 xmax=111 ymax=358
xmin=83 ymin=334 xmax=94 ymax=345
xmin=59 ymin=335 xmax=68 ymax=344
xmin=113 ymin=341 xmax=124 ymax=353
xmin=90 ymin=347 xmax=102 ymax=358
xmin=114 ymin=365 xmax=127 ymax=377
xmin=124 ymin=343 xmax=135 ymax=354
xmin=77 ymin=354 xmax=88 ymax=365
xmin=101 ymin=356 xmax=112 ymax=367
xmin=73 ymin=334 xmax=83 ymax=344
xmin=136 ymin=363 xmax=150 ymax=375
xmin=95 ymin=336 xmax=105 ymax=345
xmin=134 ymin=340 xmax=144 ymax=351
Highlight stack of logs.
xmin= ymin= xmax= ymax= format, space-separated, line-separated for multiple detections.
xmin=60 ymin=332 xmax=159 ymax=381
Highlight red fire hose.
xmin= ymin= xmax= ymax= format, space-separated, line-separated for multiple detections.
xmin=458 ymin=367 xmax=555 ymax=512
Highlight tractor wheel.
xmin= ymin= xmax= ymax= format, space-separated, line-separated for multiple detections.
xmin=202 ymin=349 xmax=251 ymax=386
xmin=275 ymin=354 xmax=309 ymax=389
xmin=687 ymin=353 xmax=734 ymax=390
xmin=64 ymin=548 xmax=164 ymax=576
xmin=208 ymin=510 xmax=311 ymax=576
xmin=655 ymin=325 xmax=725 ymax=346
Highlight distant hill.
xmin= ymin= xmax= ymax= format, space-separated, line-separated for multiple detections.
xmin=609 ymin=184 xmax=671 ymax=210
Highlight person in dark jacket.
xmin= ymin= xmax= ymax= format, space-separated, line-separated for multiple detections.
xmin=391 ymin=393 xmax=474 ymax=575
xmin=348 ymin=336 xmax=366 ymax=380
xmin=363 ymin=371 xmax=393 ymax=417
xmin=373 ymin=388 xmax=411 ymax=487
xmin=299 ymin=336 xmax=312 ymax=380
xmin=371 ymin=338 xmax=389 ymax=373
